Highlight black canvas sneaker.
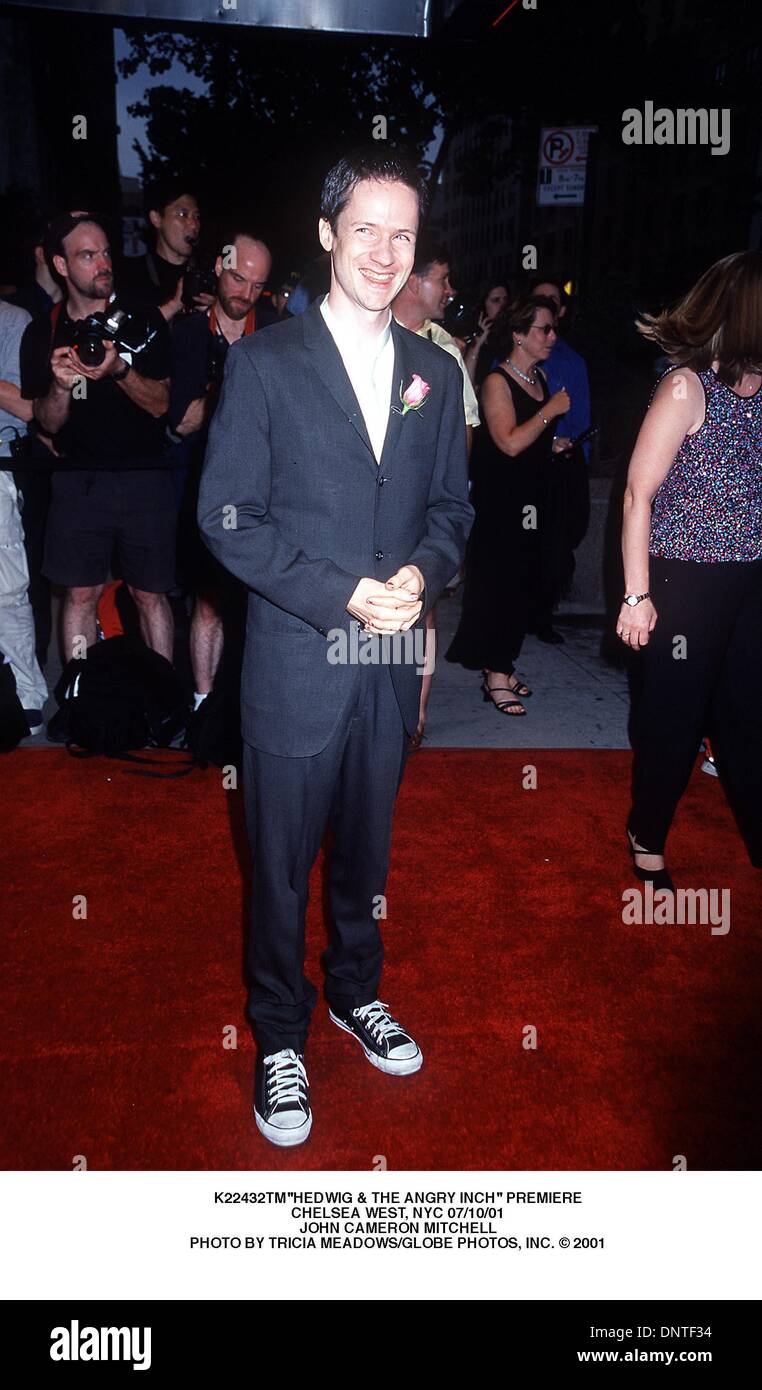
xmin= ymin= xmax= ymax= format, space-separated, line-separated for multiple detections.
xmin=328 ymin=1000 xmax=423 ymax=1075
xmin=254 ymin=1048 xmax=312 ymax=1147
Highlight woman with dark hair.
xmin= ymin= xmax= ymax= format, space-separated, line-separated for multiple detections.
xmin=445 ymin=294 xmax=571 ymax=712
xmin=463 ymin=280 xmax=510 ymax=388
xmin=620 ymin=250 xmax=762 ymax=887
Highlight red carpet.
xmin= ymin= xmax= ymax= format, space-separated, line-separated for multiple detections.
xmin=2 ymin=748 xmax=760 ymax=1170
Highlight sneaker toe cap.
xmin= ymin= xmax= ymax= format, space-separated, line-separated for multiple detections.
xmin=274 ymin=1108 xmax=310 ymax=1130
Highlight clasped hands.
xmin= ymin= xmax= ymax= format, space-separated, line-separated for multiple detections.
xmin=347 ymin=565 xmax=424 ymax=635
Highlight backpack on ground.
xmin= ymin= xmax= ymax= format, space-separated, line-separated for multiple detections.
xmin=53 ymin=635 xmax=190 ymax=758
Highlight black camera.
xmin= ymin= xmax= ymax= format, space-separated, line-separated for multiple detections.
xmin=0 ymin=425 xmax=29 ymax=460
xmin=443 ymin=296 xmax=478 ymax=341
xmin=66 ymin=304 xmax=157 ymax=368
xmin=181 ymin=261 xmax=217 ymax=311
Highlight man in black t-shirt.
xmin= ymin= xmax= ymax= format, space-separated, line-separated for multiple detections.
xmin=120 ymin=180 xmax=213 ymax=324
xmin=20 ymin=213 xmax=175 ymax=666
xmin=168 ymin=232 xmax=275 ymax=709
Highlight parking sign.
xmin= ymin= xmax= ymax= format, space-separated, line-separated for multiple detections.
xmin=537 ymin=126 xmax=597 ymax=205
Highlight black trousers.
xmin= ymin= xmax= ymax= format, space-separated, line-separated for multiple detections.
xmin=243 ymin=659 xmax=410 ymax=1055
xmin=630 ymin=555 xmax=762 ymax=864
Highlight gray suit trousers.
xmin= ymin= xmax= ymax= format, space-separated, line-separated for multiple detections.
xmin=243 ymin=657 xmax=410 ymax=1055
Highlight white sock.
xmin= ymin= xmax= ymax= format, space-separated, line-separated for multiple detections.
xmin=193 ymin=691 xmax=209 ymax=711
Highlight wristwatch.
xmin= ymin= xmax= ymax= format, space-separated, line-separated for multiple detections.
xmin=623 ymin=592 xmax=650 ymax=606
xmin=111 ymin=359 xmax=131 ymax=382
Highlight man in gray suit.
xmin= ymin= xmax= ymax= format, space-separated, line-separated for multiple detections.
xmin=198 ymin=150 xmax=473 ymax=1147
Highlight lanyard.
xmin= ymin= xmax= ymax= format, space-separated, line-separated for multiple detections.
xmin=209 ymin=304 xmax=256 ymax=339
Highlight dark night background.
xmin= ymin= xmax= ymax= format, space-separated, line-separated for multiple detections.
xmin=1 ymin=0 xmax=760 ymax=493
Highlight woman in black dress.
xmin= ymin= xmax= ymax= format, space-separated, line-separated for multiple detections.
xmin=446 ymin=294 xmax=571 ymax=713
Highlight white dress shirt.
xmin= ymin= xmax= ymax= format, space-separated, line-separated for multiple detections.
xmin=320 ymin=294 xmax=395 ymax=464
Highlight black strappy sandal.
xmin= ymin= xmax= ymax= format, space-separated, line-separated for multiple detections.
xmin=626 ymin=825 xmax=674 ymax=893
xmin=481 ymin=674 xmax=527 ymax=716
xmin=482 ymin=668 xmax=532 ymax=697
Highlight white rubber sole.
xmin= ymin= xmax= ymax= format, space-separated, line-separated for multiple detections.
xmin=254 ymin=1107 xmax=312 ymax=1147
xmin=329 ymin=1009 xmax=423 ymax=1075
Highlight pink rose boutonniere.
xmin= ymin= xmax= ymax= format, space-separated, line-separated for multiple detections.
xmin=395 ymin=373 xmax=431 ymax=417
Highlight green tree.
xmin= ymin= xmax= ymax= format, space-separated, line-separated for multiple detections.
xmin=119 ymin=29 xmax=445 ymax=264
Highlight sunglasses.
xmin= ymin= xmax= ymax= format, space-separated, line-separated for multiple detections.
xmin=531 ymin=322 xmax=556 ymax=336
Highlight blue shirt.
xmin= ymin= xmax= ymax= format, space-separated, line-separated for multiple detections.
xmin=287 ymin=281 xmax=310 ymax=317
xmin=542 ymin=336 xmax=591 ymax=460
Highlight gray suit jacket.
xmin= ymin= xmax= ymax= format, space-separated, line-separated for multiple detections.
xmin=197 ymin=296 xmax=473 ymax=755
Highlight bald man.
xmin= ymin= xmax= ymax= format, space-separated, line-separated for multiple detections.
xmin=168 ymin=233 xmax=277 ymax=708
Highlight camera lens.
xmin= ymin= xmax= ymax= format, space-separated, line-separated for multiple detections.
xmin=75 ymin=333 xmax=105 ymax=368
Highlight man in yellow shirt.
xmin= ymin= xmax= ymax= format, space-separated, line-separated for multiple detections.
xmin=392 ymin=240 xmax=480 ymax=437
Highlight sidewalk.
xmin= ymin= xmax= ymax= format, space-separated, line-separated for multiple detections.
xmin=20 ymin=591 xmax=632 ymax=752
xmin=421 ymin=593 xmax=631 ymax=750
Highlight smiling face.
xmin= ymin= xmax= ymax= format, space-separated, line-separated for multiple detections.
xmin=318 ymin=177 xmax=419 ymax=317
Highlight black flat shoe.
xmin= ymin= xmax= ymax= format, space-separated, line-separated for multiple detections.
xmin=627 ymin=827 xmax=674 ymax=893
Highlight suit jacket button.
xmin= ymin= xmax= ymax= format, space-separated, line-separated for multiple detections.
xmin=378 ymin=475 xmax=386 ymax=485
xmin=375 ymin=550 xmax=384 ymax=561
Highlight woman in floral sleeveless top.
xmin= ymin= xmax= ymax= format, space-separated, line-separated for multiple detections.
xmin=619 ymin=251 xmax=762 ymax=888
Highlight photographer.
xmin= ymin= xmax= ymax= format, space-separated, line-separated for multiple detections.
xmin=168 ymin=232 xmax=274 ymax=710
xmin=121 ymin=181 xmax=214 ymax=323
xmin=20 ymin=213 xmax=175 ymax=668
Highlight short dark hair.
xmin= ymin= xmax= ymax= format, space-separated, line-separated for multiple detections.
xmin=490 ymin=294 xmax=559 ymax=360
xmin=144 ymin=178 xmax=198 ymax=220
xmin=529 ymin=274 xmax=568 ymax=306
xmin=44 ymin=212 xmax=108 ymax=266
xmin=412 ymin=237 xmax=450 ymax=277
xmin=320 ymin=148 xmax=429 ymax=232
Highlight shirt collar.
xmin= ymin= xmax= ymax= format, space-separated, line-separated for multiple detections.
xmin=321 ymin=294 xmax=392 ymax=357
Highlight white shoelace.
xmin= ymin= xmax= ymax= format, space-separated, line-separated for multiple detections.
xmin=354 ymin=1001 xmax=405 ymax=1043
xmin=264 ymin=1049 xmax=308 ymax=1109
